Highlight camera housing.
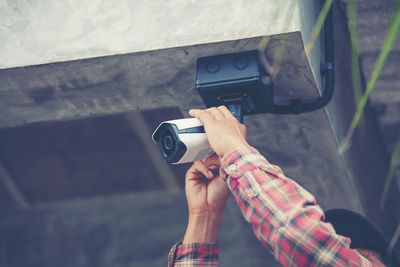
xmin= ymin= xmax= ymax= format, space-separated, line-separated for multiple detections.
xmin=152 ymin=118 xmax=214 ymax=164
xmin=153 ymin=41 xmax=334 ymax=163
xmin=196 ymin=50 xmax=274 ymax=116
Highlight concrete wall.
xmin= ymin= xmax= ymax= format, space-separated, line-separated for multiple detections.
xmin=0 ymin=0 xmax=304 ymax=69
xmin=0 ymin=192 xmax=269 ymax=267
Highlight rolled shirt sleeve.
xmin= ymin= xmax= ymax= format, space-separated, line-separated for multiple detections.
xmin=168 ymin=146 xmax=373 ymax=266
xmin=168 ymin=242 xmax=219 ymax=267
xmin=220 ymin=146 xmax=372 ymax=267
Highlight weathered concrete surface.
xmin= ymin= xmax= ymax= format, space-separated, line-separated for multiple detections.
xmin=0 ymin=191 xmax=267 ymax=267
xmin=354 ymin=0 xmax=400 ymax=190
xmin=355 ymin=0 xmax=400 ymax=151
xmin=0 ymin=109 xmax=181 ymax=204
xmin=324 ymin=2 xmax=399 ymax=236
xmin=331 ymin=0 xmax=400 ymax=227
xmin=0 ymin=19 xmax=366 ymax=212
xmin=0 ymin=0 xmax=312 ymax=69
xmin=0 ymin=33 xmax=321 ymax=130
xmin=0 ymin=94 xmax=365 ymax=267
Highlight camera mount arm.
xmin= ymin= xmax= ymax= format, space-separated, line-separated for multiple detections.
xmin=271 ymin=1 xmax=334 ymax=114
xmin=196 ymin=0 xmax=334 ymax=118
xmin=227 ymin=104 xmax=243 ymax=123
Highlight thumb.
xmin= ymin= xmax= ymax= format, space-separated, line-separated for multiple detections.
xmin=189 ymin=109 xmax=201 ymax=117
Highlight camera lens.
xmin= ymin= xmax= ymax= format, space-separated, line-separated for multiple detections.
xmin=161 ymin=130 xmax=175 ymax=155
xmin=164 ymin=135 xmax=173 ymax=150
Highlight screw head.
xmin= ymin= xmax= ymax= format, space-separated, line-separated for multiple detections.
xmin=206 ymin=61 xmax=220 ymax=74
xmin=234 ymin=57 xmax=248 ymax=70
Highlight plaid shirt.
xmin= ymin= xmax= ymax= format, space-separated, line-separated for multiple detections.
xmin=168 ymin=147 xmax=372 ymax=267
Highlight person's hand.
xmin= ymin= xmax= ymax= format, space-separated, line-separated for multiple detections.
xmin=183 ymin=154 xmax=230 ymax=243
xmin=189 ymin=106 xmax=249 ymax=159
xmin=185 ymin=154 xmax=230 ymax=215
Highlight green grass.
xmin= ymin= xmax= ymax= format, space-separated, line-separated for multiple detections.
xmin=339 ymin=0 xmax=400 ymax=153
xmin=380 ymin=132 xmax=400 ymax=210
xmin=259 ymin=0 xmax=400 ymax=250
xmin=389 ymin=222 xmax=400 ymax=256
xmin=304 ymin=0 xmax=334 ymax=54
xmin=257 ymin=0 xmax=400 ymax=216
xmin=343 ymin=0 xmax=400 ymax=249
xmin=258 ymin=4 xmax=296 ymax=77
xmin=347 ymin=0 xmax=363 ymax=108
xmin=258 ymin=0 xmax=333 ymax=79
xmin=340 ymin=0 xmax=400 ymax=217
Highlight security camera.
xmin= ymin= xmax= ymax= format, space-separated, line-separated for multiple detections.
xmin=152 ymin=45 xmax=334 ymax=164
xmin=152 ymin=118 xmax=214 ymax=164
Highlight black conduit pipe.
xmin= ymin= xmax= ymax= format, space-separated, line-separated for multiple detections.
xmin=271 ymin=0 xmax=334 ymax=114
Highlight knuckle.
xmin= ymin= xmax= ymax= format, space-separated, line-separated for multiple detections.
xmin=194 ymin=160 xmax=203 ymax=166
xmin=191 ymin=161 xmax=200 ymax=170
xmin=217 ymin=105 xmax=227 ymax=110
xmin=241 ymin=124 xmax=247 ymax=134
xmin=199 ymin=111 xmax=211 ymax=120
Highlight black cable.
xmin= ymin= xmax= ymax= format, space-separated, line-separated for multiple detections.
xmin=270 ymin=0 xmax=335 ymax=114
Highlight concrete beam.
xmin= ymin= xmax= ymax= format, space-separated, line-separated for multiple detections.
xmin=0 ymin=0 xmax=324 ymax=131
xmin=0 ymin=163 xmax=30 ymax=208
xmin=0 ymin=33 xmax=320 ymax=129
xmin=1 ymin=0 xmax=310 ymax=69
xmin=323 ymin=2 xmax=399 ymax=235
xmin=0 ymin=191 xmax=250 ymax=266
xmin=0 ymin=0 xmax=367 ymax=218
xmin=124 ymin=112 xmax=180 ymax=192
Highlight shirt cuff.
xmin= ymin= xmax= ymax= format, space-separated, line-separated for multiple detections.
xmin=220 ymin=146 xmax=267 ymax=177
xmin=220 ymin=146 xmax=283 ymax=188
xmin=168 ymin=242 xmax=219 ymax=266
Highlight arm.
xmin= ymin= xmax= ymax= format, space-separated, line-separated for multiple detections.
xmin=220 ymin=147 xmax=372 ymax=266
xmin=168 ymin=155 xmax=229 ymax=267
xmin=189 ymin=106 xmax=373 ymax=267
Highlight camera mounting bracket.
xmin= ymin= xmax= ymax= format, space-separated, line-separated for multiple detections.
xmin=195 ymin=1 xmax=334 ymax=120
xmin=196 ymin=50 xmax=273 ymax=123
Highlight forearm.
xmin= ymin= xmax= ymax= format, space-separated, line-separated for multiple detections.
xmin=168 ymin=213 xmax=221 ymax=267
xmin=221 ymin=147 xmax=371 ymax=266
xmin=183 ymin=212 xmax=223 ymax=243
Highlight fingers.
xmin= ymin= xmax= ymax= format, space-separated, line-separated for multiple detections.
xmin=217 ymin=105 xmax=234 ymax=119
xmin=240 ymin=124 xmax=247 ymax=138
xmin=203 ymin=154 xmax=220 ymax=168
xmin=190 ymin=106 xmax=232 ymax=121
xmin=186 ymin=160 xmax=214 ymax=180
xmin=203 ymin=154 xmax=221 ymax=179
xmin=189 ymin=109 xmax=214 ymax=125
xmin=186 ymin=154 xmax=221 ymax=182
xmin=203 ymin=154 xmax=221 ymax=178
xmin=188 ymin=109 xmax=201 ymax=117
xmin=190 ymin=107 xmax=225 ymax=121
xmin=189 ymin=106 xmax=248 ymax=158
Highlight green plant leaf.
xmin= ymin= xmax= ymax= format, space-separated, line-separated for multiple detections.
xmin=389 ymin=222 xmax=400 ymax=257
xmin=379 ymin=131 xmax=400 ymax=210
xmin=339 ymin=0 xmax=400 ymax=153
xmin=258 ymin=4 xmax=296 ymax=76
xmin=347 ymin=0 xmax=363 ymax=106
xmin=304 ymin=0 xmax=334 ymax=54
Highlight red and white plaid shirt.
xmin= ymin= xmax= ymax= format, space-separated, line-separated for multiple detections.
xmin=168 ymin=147 xmax=373 ymax=266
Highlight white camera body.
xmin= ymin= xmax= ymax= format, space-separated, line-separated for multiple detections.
xmin=152 ymin=118 xmax=215 ymax=164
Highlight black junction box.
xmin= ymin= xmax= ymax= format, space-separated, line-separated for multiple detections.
xmin=196 ymin=50 xmax=274 ymax=115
